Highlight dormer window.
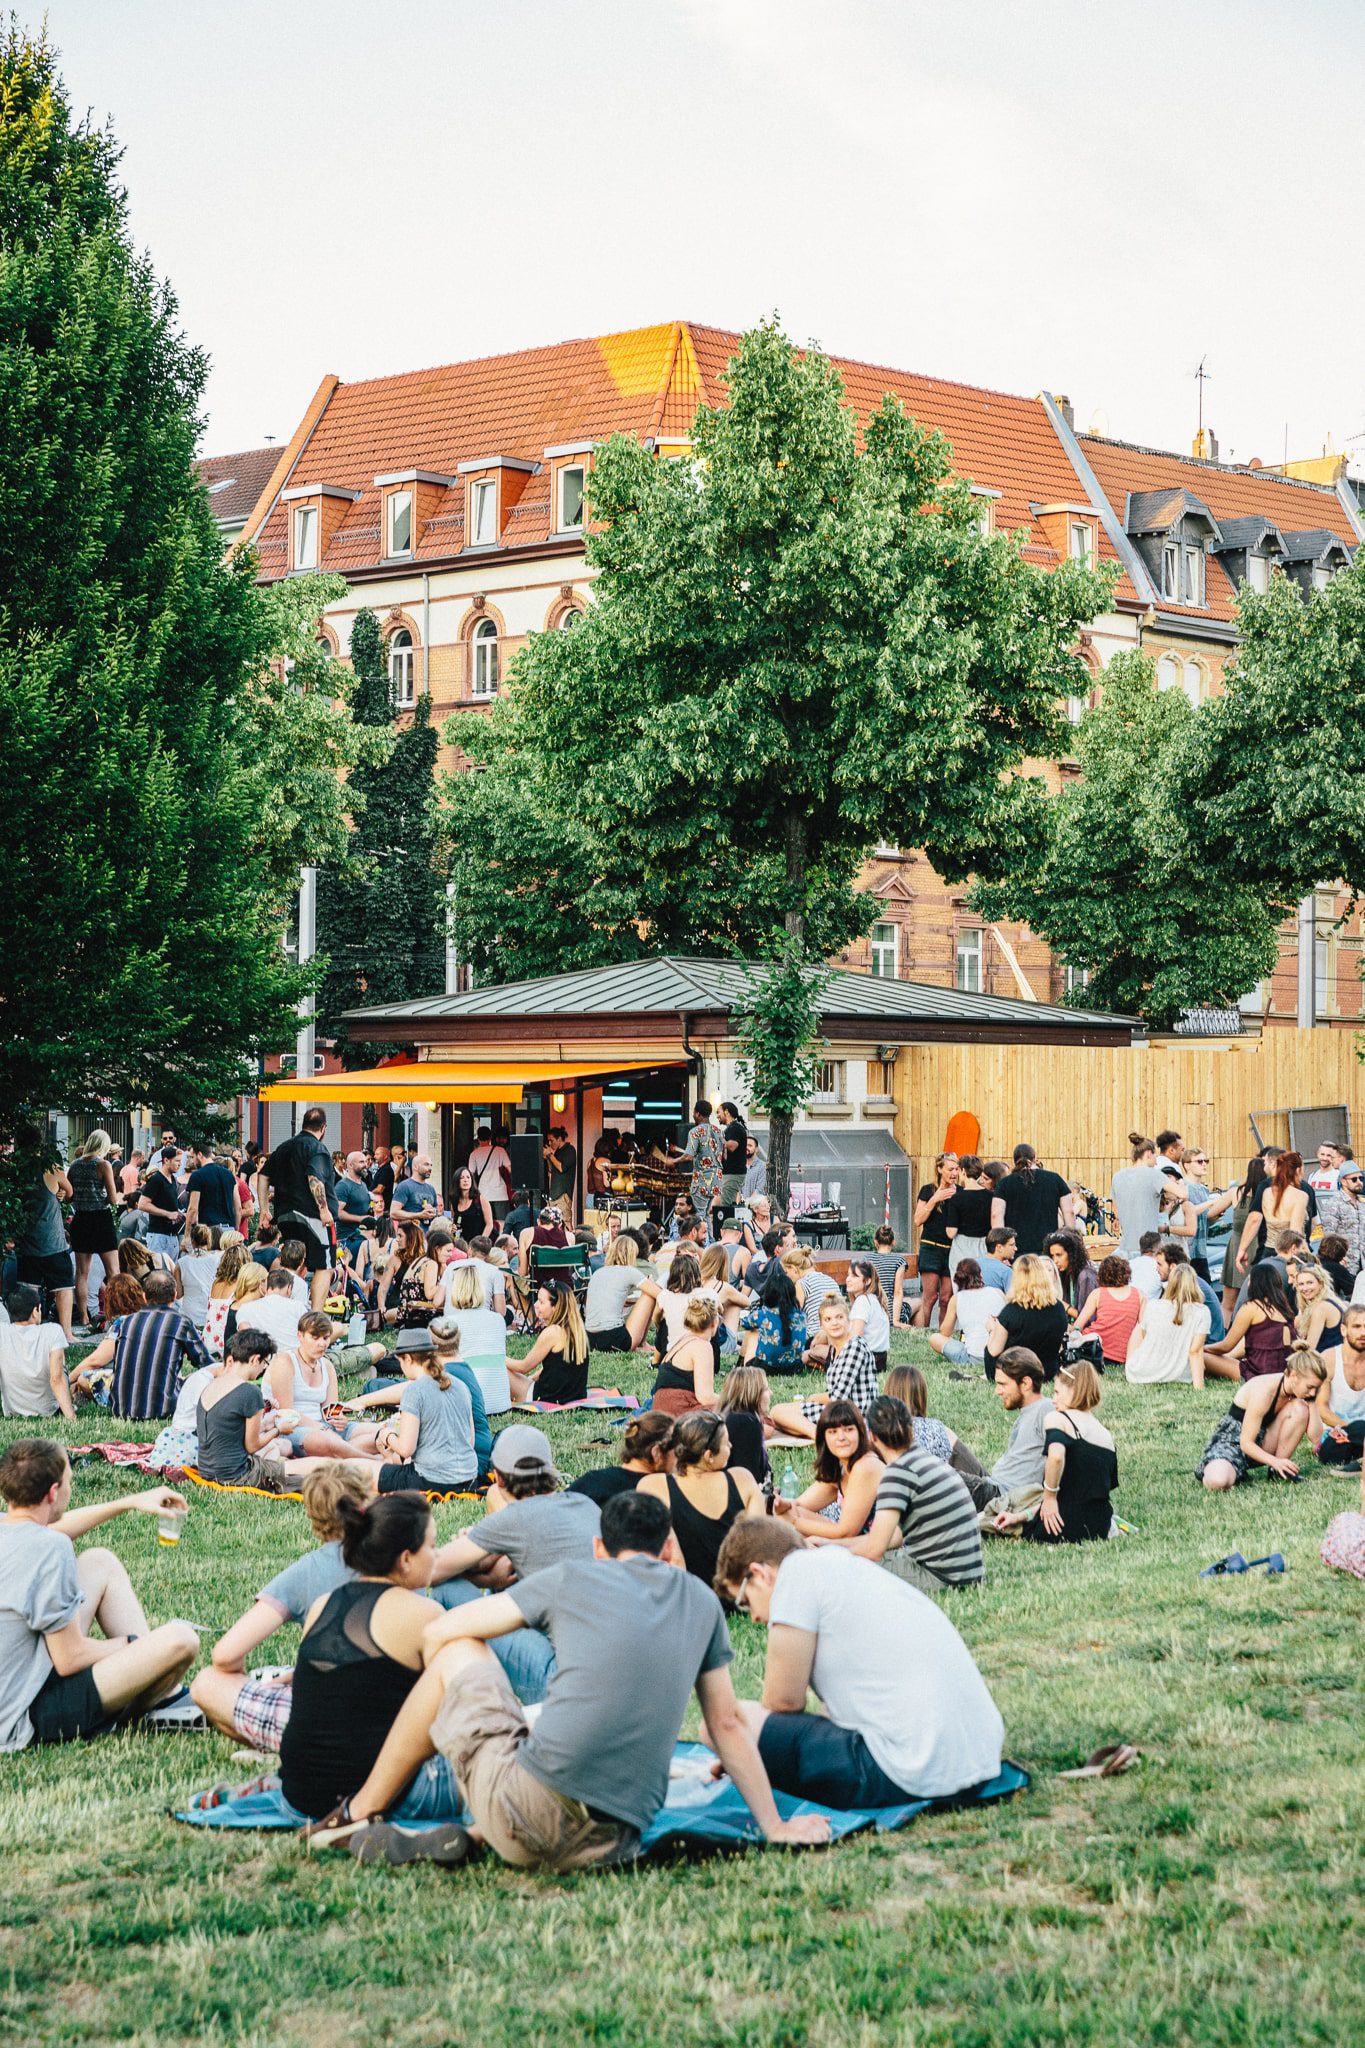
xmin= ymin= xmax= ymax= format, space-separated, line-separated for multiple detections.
xmin=1247 ymin=552 xmax=1270 ymax=594
xmin=293 ymin=505 xmax=318 ymax=571
xmin=470 ymin=479 xmax=497 ymax=546
xmin=1184 ymin=546 xmax=1204 ymax=604
xmin=1162 ymin=543 xmax=1179 ymax=598
xmin=557 ymin=464 xmax=586 ymax=533
xmin=970 ymin=485 xmax=1001 ymax=537
xmin=386 ymin=489 xmax=413 ymax=557
xmin=1069 ymin=521 xmax=1094 ymax=566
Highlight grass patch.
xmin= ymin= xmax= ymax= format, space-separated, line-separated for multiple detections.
xmin=2 ymin=1332 xmax=1362 ymax=2045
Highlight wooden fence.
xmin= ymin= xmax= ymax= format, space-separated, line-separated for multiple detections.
xmin=894 ymin=1029 xmax=1365 ymax=1197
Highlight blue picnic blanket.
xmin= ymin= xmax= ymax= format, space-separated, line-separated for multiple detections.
xmin=172 ymin=1744 xmax=1029 ymax=1855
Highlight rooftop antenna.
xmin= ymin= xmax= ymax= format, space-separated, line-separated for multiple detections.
xmin=1194 ymin=355 xmax=1211 ymax=440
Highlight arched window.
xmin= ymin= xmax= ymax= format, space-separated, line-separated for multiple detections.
xmin=1181 ymin=658 xmax=1202 ymax=708
xmin=1156 ymin=654 xmax=1181 ymax=696
xmin=471 ymin=618 xmax=499 ymax=699
xmin=389 ymin=628 xmax=415 ymax=708
xmin=558 ymin=607 xmax=583 ymax=630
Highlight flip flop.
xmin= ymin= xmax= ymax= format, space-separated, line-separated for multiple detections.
xmin=1059 ymin=1743 xmax=1141 ymax=1779
xmin=1200 ymin=1552 xmax=1250 ymax=1577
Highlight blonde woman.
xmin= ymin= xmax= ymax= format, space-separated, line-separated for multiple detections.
xmin=441 ymin=1262 xmax=510 ymax=1412
xmin=1126 ymin=1264 xmax=1225 ymax=1388
xmin=68 ymin=1128 xmax=121 ymax=1320
xmin=204 ymin=1231 xmax=250 ymax=1359
xmin=584 ymin=1234 xmax=644 ymax=1351
xmin=651 ymin=1296 xmax=721 ymax=1416
xmin=175 ymin=1222 xmax=220 ymax=1328
xmin=984 ymin=1253 xmax=1068 ymax=1383
xmin=221 ymin=1260 xmax=269 ymax=1347
xmin=1291 ymin=1259 xmax=1343 ymax=1356
xmin=778 ymin=1243 xmax=841 ymax=1350
xmin=509 ymin=1279 xmax=589 ymax=1404
xmin=996 ymin=1360 xmax=1117 ymax=1544
xmin=696 ymin=1242 xmax=749 ymax=1341
xmin=716 ymin=1363 xmax=772 ymax=1481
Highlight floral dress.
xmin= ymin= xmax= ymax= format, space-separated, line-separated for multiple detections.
xmin=685 ymin=1122 xmax=724 ymax=1211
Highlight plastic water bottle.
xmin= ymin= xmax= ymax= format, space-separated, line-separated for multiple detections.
xmin=346 ymin=1310 xmax=365 ymax=1346
xmin=780 ymin=1462 xmax=801 ymax=1501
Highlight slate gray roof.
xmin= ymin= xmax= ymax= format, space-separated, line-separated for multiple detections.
xmin=1212 ymin=516 xmax=1283 ymax=553
xmin=1279 ymin=528 xmax=1354 ymax=565
xmin=1126 ymin=487 xmax=1219 ymax=537
xmin=195 ymin=447 xmax=279 ymax=528
xmin=343 ymin=953 xmax=1135 ymax=1033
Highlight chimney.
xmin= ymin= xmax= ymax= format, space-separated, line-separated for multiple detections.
xmin=1054 ymin=394 xmax=1074 ymax=427
xmin=1192 ymin=426 xmax=1219 ymax=461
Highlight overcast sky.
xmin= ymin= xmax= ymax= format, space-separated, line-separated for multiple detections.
xmin=47 ymin=0 xmax=1365 ymax=468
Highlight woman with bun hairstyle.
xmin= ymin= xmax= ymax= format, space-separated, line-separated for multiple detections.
xmin=279 ymin=1492 xmax=467 ymax=1839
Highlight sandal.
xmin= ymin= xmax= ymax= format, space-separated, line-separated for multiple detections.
xmin=1059 ymin=1743 xmax=1140 ymax=1779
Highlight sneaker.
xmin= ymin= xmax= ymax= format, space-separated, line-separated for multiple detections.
xmin=304 ymin=1799 xmax=365 ymax=1852
xmin=349 ymin=1819 xmax=474 ymax=1867
xmin=141 ymin=1687 xmax=207 ymax=1732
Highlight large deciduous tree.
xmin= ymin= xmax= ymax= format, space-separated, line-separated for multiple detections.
xmin=315 ymin=609 xmax=446 ymax=1076
xmin=0 ymin=26 xmax=362 ymax=1171
xmin=450 ymin=321 xmax=1110 ymax=1200
xmin=972 ymin=652 xmax=1283 ymax=1027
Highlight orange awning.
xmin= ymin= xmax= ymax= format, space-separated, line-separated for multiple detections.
xmin=259 ymin=1058 xmax=685 ymax=1105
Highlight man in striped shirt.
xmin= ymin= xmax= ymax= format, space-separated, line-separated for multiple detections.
xmin=73 ymin=1271 xmax=213 ymax=1420
xmin=854 ymin=1396 xmax=984 ymax=1592
xmin=770 ymin=1297 xmax=879 ymax=1440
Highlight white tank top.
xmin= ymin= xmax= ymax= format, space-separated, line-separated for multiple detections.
xmin=1330 ymin=1361 xmax=1365 ymax=1422
xmin=275 ymin=1350 xmax=329 ymax=1424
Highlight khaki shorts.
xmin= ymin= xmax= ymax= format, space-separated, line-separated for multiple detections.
xmin=978 ymin=1483 xmax=1045 ymax=1534
xmin=431 ymin=1655 xmax=639 ymax=1872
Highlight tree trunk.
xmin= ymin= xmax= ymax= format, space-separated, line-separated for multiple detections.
xmin=765 ymin=811 xmax=807 ymax=1217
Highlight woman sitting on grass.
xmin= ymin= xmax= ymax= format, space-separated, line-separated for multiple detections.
xmin=1125 ymin=1265 xmax=1227 ymax=1388
xmin=203 ymin=1232 xmax=250 ymax=1358
xmin=717 ymin=1363 xmax=773 ymax=1482
xmin=279 ymin=1491 xmax=464 ymax=1831
xmin=266 ymin=1312 xmax=386 ymax=1462
xmin=624 ymin=1251 xmax=703 ymax=1357
xmin=221 ymin=1261 xmax=269 ymax=1347
xmin=636 ymin=1409 xmax=763 ymax=1581
xmin=372 ymin=1327 xmax=479 ymax=1495
xmin=1196 ymin=1344 xmax=1327 ymax=1490
xmin=196 ymin=1331 xmax=327 ymax=1493
xmin=738 ymin=1263 xmax=806 ymax=1375
xmin=583 ymin=1233 xmax=644 ymax=1353
xmin=191 ymin=1462 xmax=374 ymax=1749
xmin=996 ymin=1360 xmax=1116 ymax=1544
xmin=508 ymin=1280 xmax=590 ymax=1406
xmin=774 ymin=1400 xmax=885 ymax=1542
xmin=696 ymin=1243 xmax=749 ymax=1353
xmin=568 ymin=1409 xmax=677 ymax=1504
xmin=928 ymin=1259 xmax=1004 ymax=1371
xmin=1290 ymin=1260 xmax=1344 ymax=1356
xmin=1045 ymin=1231 xmax=1098 ymax=1321
xmin=651 ymin=1296 xmax=722 ymax=1417
xmin=1206 ymin=1263 xmax=1295 ymax=1381
xmin=1071 ymin=1254 xmax=1143 ymax=1370
xmin=882 ymin=1364 xmax=955 ymax=1465
xmin=769 ymin=1295 xmax=880 ymax=1442
xmin=845 ymin=1261 xmax=891 ymax=1373
xmin=985 ymin=1254 xmax=1069 ymax=1384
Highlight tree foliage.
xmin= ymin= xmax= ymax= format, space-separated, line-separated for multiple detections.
xmin=449 ymin=320 xmax=1112 ymax=1195
xmin=315 ymin=609 xmax=446 ymax=1068
xmin=0 ymin=24 xmax=363 ymax=1146
xmin=971 ymin=652 xmax=1282 ymax=1027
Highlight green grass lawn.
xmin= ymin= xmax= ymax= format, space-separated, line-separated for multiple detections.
xmin=2 ymin=1331 xmax=1362 ymax=2048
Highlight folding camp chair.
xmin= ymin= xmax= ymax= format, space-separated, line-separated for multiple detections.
xmin=529 ymin=1242 xmax=592 ymax=1309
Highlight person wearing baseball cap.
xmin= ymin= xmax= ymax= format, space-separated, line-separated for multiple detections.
xmin=428 ymin=1426 xmax=600 ymax=1594
xmin=310 ymin=1487 xmax=831 ymax=1868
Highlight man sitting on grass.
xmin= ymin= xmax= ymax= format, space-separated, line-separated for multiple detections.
xmin=0 ymin=1438 xmax=202 ymax=1750
xmin=852 ymin=1396 xmax=984 ymax=1591
xmin=306 ymin=1489 xmax=830 ymax=1867
xmin=711 ymin=1516 xmax=1003 ymax=1807
xmin=72 ymin=1269 xmax=212 ymax=1418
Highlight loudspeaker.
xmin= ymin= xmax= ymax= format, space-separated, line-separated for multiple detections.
xmin=508 ymin=1133 xmax=545 ymax=1196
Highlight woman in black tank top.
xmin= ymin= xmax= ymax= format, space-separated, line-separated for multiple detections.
xmin=278 ymin=1493 xmax=441 ymax=1820
xmin=636 ymin=1411 xmax=761 ymax=1581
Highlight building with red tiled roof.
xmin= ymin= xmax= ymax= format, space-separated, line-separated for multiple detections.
xmin=221 ymin=320 xmax=1364 ymax=1029
xmin=195 ymin=446 xmax=282 ymax=548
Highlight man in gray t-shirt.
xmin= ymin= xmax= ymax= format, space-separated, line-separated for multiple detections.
xmin=312 ymin=1488 xmax=829 ymax=1869
xmin=1111 ymin=1161 xmax=1176 ymax=1256
xmin=977 ymin=1354 xmax=1053 ymax=1528
xmin=429 ymin=1428 xmax=601 ymax=1589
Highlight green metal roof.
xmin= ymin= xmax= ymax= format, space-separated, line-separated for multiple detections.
xmin=343 ymin=954 xmax=1137 ymax=1034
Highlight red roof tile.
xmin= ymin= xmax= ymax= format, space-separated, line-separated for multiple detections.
xmin=195 ymin=446 xmax=280 ymax=526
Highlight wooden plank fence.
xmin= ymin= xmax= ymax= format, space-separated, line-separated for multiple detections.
xmin=895 ymin=1029 xmax=1365 ymax=1197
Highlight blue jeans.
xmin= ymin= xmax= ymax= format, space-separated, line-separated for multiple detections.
xmin=428 ymin=1580 xmax=556 ymax=1703
xmin=391 ymin=1753 xmax=463 ymax=1822
xmin=147 ymin=1233 xmax=180 ymax=1259
xmin=362 ymin=1374 xmax=402 ymax=1395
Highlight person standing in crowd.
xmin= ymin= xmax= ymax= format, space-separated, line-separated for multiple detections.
xmin=1308 ymin=1141 xmax=1351 ymax=1201
xmin=1221 ymin=1152 xmax=1273 ymax=1317
xmin=257 ymin=1109 xmax=336 ymax=1312
xmin=712 ymin=1517 xmax=1004 ymax=1809
xmin=466 ymin=1127 xmax=513 ymax=1224
xmin=1235 ymin=1151 xmax=1309 ymax=1275
xmin=0 ymin=1439 xmax=200 ymax=1751
xmin=543 ymin=1128 xmax=577 ymax=1228
xmin=713 ymin=1102 xmax=748 ymax=1219
xmin=742 ymin=1134 xmax=765 ymax=1202
xmin=118 ymin=1151 xmax=144 ymax=1201
xmin=912 ymin=1153 xmax=959 ymax=1330
xmin=138 ymin=1144 xmax=185 ymax=1261
xmin=992 ymin=1144 xmax=1075 ymax=1255
xmin=392 ymin=1157 xmax=440 ymax=1222
xmin=1170 ymin=1144 xmax=1236 ymax=1284
xmin=331 ymin=1154 xmax=374 ymax=1260
xmin=1318 ymin=1164 xmax=1365 ymax=1277
xmin=184 ymin=1143 xmax=240 ymax=1237
xmin=367 ymin=1145 xmax=396 ymax=1216
xmin=66 ymin=1131 xmax=121 ymax=1332
xmin=944 ymin=1156 xmax=994 ymax=1275
xmin=1110 ymin=1135 xmax=1175 ymax=1258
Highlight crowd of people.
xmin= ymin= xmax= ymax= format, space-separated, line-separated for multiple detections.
xmin=2 ymin=1107 xmax=1361 ymax=1875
